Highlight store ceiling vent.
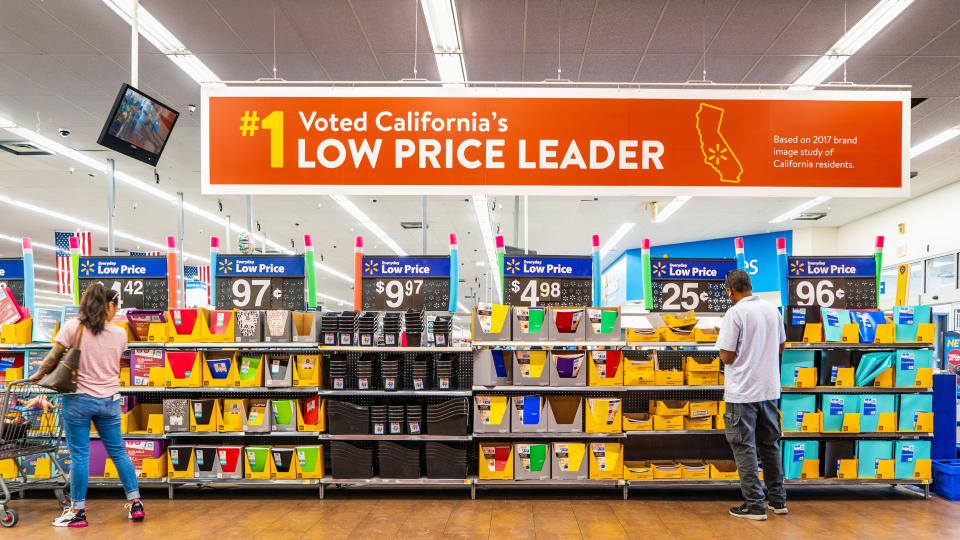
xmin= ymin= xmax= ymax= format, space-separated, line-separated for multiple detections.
xmin=0 ymin=141 xmax=53 ymax=156
xmin=400 ymin=221 xmax=423 ymax=229
xmin=793 ymin=212 xmax=827 ymax=221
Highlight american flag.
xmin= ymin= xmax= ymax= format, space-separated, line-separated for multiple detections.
xmin=184 ymin=265 xmax=211 ymax=303
xmin=55 ymin=232 xmax=92 ymax=294
xmin=130 ymin=251 xmax=163 ymax=257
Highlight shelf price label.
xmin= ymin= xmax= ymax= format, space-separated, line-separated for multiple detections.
xmin=0 ymin=258 xmax=25 ymax=306
xmin=216 ymin=255 xmax=304 ymax=310
xmin=650 ymin=258 xmax=736 ymax=313
xmin=503 ymin=255 xmax=592 ymax=307
xmin=361 ymin=256 xmax=449 ymax=311
xmin=787 ymin=256 xmax=877 ymax=309
xmin=78 ymin=256 xmax=167 ymax=310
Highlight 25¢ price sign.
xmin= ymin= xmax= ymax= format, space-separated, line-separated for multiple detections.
xmin=361 ymin=256 xmax=450 ymax=311
xmin=787 ymin=256 xmax=877 ymax=309
xmin=650 ymin=258 xmax=736 ymax=313
xmin=215 ymin=255 xmax=305 ymax=311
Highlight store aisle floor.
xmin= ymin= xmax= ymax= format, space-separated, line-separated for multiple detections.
xmin=4 ymin=486 xmax=957 ymax=539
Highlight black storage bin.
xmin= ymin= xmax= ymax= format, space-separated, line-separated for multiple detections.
xmin=405 ymin=309 xmax=424 ymax=347
xmin=328 ymin=354 xmax=350 ymax=390
xmin=337 ymin=311 xmax=358 ymax=346
xmin=329 ymin=441 xmax=374 ymax=479
xmin=425 ymin=442 xmax=468 ymax=479
xmin=388 ymin=405 xmax=406 ymax=434
xmin=327 ymin=401 xmax=370 ymax=434
xmin=426 ymin=398 xmax=469 ymax=435
xmin=405 ymin=403 xmax=423 ymax=434
xmin=320 ymin=312 xmax=340 ymax=346
xmin=381 ymin=354 xmax=402 ymax=391
xmin=356 ymin=354 xmax=376 ymax=390
xmin=377 ymin=441 xmax=421 ymax=479
xmin=410 ymin=354 xmax=431 ymax=390
xmin=382 ymin=312 xmax=403 ymax=346
xmin=370 ymin=405 xmax=388 ymax=435
xmin=357 ymin=312 xmax=380 ymax=347
xmin=434 ymin=354 xmax=458 ymax=390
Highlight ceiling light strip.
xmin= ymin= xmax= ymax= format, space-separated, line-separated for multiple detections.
xmin=910 ymin=125 xmax=960 ymax=158
xmin=654 ymin=196 xmax=691 ymax=224
xmin=769 ymin=196 xmax=832 ymax=224
xmin=599 ymin=223 xmax=636 ymax=258
xmin=421 ymin=0 xmax=467 ymax=85
xmin=329 ymin=195 xmax=407 ymax=256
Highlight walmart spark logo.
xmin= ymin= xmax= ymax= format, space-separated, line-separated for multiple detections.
xmin=652 ymin=261 xmax=667 ymax=278
xmin=789 ymin=260 xmax=805 ymax=276
xmin=218 ymin=259 xmax=234 ymax=274
xmin=363 ymin=260 xmax=379 ymax=275
xmin=505 ymin=258 xmax=521 ymax=275
xmin=79 ymin=260 xmax=95 ymax=276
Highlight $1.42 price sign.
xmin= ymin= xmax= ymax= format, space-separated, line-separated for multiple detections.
xmin=362 ymin=256 xmax=450 ymax=311
xmin=503 ymin=255 xmax=592 ymax=307
xmin=649 ymin=258 xmax=736 ymax=313
xmin=77 ymin=256 xmax=168 ymax=310
xmin=216 ymin=255 xmax=305 ymax=310
xmin=787 ymin=256 xmax=877 ymax=309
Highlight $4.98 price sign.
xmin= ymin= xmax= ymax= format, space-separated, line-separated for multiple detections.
xmin=787 ymin=256 xmax=877 ymax=309
xmin=77 ymin=256 xmax=168 ymax=310
xmin=215 ymin=255 xmax=305 ymax=310
xmin=508 ymin=278 xmax=563 ymax=306
xmin=650 ymin=258 xmax=735 ymax=313
xmin=361 ymin=256 xmax=450 ymax=311
xmin=502 ymin=255 xmax=592 ymax=307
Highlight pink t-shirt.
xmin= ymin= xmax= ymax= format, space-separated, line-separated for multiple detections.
xmin=55 ymin=318 xmax=127 ymax=398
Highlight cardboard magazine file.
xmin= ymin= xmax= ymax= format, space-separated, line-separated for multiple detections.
xmin=548 ymin=307 xmax=586 ymax=341
xmin=166 ymin=308 xmax=210 ymax=342
xmin=264 ymin=354 xmax=293 ymax=387
xmin=271 ymin=447 xmax=297 ymax=479
xmin=473 ymin=349 xmax=513 ymax=386
xmin=25 ymin=456 xmax=53 ymax=478
xmin=214 ymin=446 xmax=244 ymax=479
xmin=0 ymin=460 xmax=17 ymax=479
xmin=514 ymin=442 xmax=551 ymax=480
xmin=688 ymin=401 xmax=718 ymax=419
xmin=585 ymin=307 xmax=620 ymax=341
xmin=129 ymin=348 xmax=165 ymax=386
xmin=546 ymin=395 xmax=583 ymax=433
xmin=163 ymin=399 xmax=191 ymax=433
xmin=650 ymin=461 xmax=681 ymax=479
xmin=858 ymin=394 xmax=898 ymax=433
xmin=623 ymin=461 xmax=654 ymax=480
xmin=295 ymin=445 xmax=324 ymax=479
xmin=194 ymin=445 xmax=219 ymax=478
xmin=474 ymin=395 xmax=511 ymax=433
xmin=293 ymin=354 xmax=321 ymax=387
xmin=872 ymin=366 xmax=895 ymax=388
xmin=588 ymin=442 xmax=623 ymax=479
xmin=513 ymin=350 xmax=550 ymax=386
xmin=291 ymin=311 xmax=319 ymax=342
xmin=680 ymin=460 xmax=710 ymax=479
xmin=472 ymin=304 xmax=512 ymax=341
xmin=894 ymin=349 xmax=934 ymax=387
xmin=653 ymin=415 xmax=683 ymax=431
xmin=780 ymin=350 xmax=817 ymax=388
xmin=512 ymin=306 xmax=548 ymax=341
xmin=479 ymin=443 xmax=514 ymax=480
xmin=203 ymin=310 xmax=236 ymax=342
xmin=236 ymin=354 xmax=265 ymax=387
xmin=272 ymin=399 xmax=298 ymax=432
xmin=820 ymin=394 xmax=860 ymax=433
xmin=622 ymin=351 xmax=656 ymax=386
xmin=243 ymin=399 xmax=273 ymax=433
xmin=551 ymin=442 xmax=587 ymax=480
xmin=220 ymin=399 xmax=249 ymax=432
xmin=892 ymin=305 xmax=932 ymax=343
xmin=783 ymin=440 xmax=820 ymax=480
xmin=780 ymin=394 xmax=818 ymax=433
xmin=167 ymin=445 xmax=195 ymax=479
xmin=164 ymin=351 xmax=202 ymax=387
xmin=190 ymin=399 xmax=223 ymax=432
xmin=0 ymin=352 xmax=24 ymax=382
xmin=895 ymin=440 xmax=932 ymax=479
xmin=856 ymin=440 xmax=895 ymax=479
xmin=263 ymin=310 xmax=293 ymax=342
xmin=649 ymin=400 xmax=689 ymax=416
xmin=202 ymin=351 xmax=240 ymax=387
xmin=693 ymin=327 xmax=719 ymax=342
xmin=588 ymin=351 xmax=622 ymax=386
xmin=244 ymin=445 xmax=272 ymax=479
xmin=234 ymin=310 xmax=264 ymax=343
xmin=0 ymin=318 xmax=31 ymax=344
xmin=684 ymin=416 xmax=714 ymax=430
xmin=898 ymin=394 xmax=933 ymax=432
xmin=550 ymin=351 xmax=586 ymax=386
xmin=121 ymin=404 xmax=164 ymax=435
xmin=685 ymin=370 xmax=719 ymax=386
xmin=715 ymin=401 xmax=726 ymax=429
xmin=622 ymin=413 xmax=653 ymax=432
xmin=585 ymin=398 xmax=622 ymax=433
xmin=297 ymin=396 xmax=326 ymax=432
xmin=801 ymin=323 xmax=824 ymax=343
xmin=511 ymin=395 xmax=547 ymax=433
xmin=625 ymin=327 xmax=664 ymax=343
xmin=708 ymin=460 xmax=740 ymax=480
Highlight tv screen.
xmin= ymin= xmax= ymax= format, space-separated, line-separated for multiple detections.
xmin=97 ymin=84 xmax=179 ymax=165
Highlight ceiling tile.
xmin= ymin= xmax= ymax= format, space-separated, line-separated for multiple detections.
xmin=860 ymin=1 xmax=960 ymax=56
xmin=351 ymin=0 xmax=434 ymax=55
xmin=457 ymin=0 xmax=524 ymax=55
xmin=312 ymin=53 xmax=385 ymax=81
xmin=280 ymin=0 xmax=372 ymax=56
xmin=915 ymin=62 xmax=960 ymax=98
xmin=462 ymin=54 xmax=522 ymax=81
xmin=697 ymin=55 xmax=759 ymax=83
xmin=140 ymin=0 xmax=249 ymax=54
xmin=197 ymin=53 xmax=270 ymax=81
xmin=710 ymin=1 xmax=806 ymax=55
xmin=0 ymin=25 xmax=41 ymax=54
xmin=766 ymin=0 xmax=876 ymax=56
xmin=584 ymin=0 xmax=665 ymax=54
xmin=523 ymin=0 xmax=595 ymax=54
xmin=255 ymin=53 xmax=332 ymax=81
xmin=872 ymin=56 xmax=960 ymax=88
xmin=841 ymin=55 xmax=907 ymax=86
xmin=917 ymin=16 xmax=960 ymax=57
xmin=0 ymin=0 xmax=99 ymax=54
xmin=208 ymin=0 xmax=308 ymax=54
xmin=379 ymin=53 xmax=441 ymax=82
xmin=32 ymin=0 xmax=132 ymax=55
xmin=644 ymin=0 xmax=737 ymax=55
xmin=521 ymin=53 xmax=582 ymax=82
xmin=0 ymin=54 xmax=103 ymax=97
xmin=578 ymin=54 xmax=642 ymax=82
xmin=741 ymin=55 xmax=818 ymax=85
xmin=633 ymin=54 xmax=699 ymax=84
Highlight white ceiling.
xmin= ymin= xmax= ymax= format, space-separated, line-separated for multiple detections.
xmin=2 ymin=0 xmax=960 ymax=307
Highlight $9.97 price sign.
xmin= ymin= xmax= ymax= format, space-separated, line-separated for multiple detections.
xmin=362 ymin=256 xmax=450 ymax=311
xmin=503 ymin=255 xmax=592 ymax=307
xmin=215 ymin=255 xmax=305 ymax=310
xmin=77 ymin=256 xmax=168 ymax=310
xmin=650 ymin=258 xmax=736 ymax=313
xmin=787 ymin=256 xmax=877 ymax=309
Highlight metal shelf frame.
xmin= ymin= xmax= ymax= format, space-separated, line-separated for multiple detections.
xmin=781 ymin=386 xmax=933 ymax=394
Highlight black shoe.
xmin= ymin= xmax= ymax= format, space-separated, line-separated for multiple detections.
xmin=125 ymin=500 xmax=145 ymax=521
xmin=52 ymin=508 xmax=88 ymax=527
xmin=767 ymin=503 xmax=788 ymax=515
xmin=729 ymin=504 xmax=767 ymax=521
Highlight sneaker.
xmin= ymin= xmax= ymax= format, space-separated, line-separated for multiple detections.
xmin=52 ymin=508 xmax=87 ymax=527
xmin=767 ymin=503 xmax=788 ymax=515
xmin=125 ymin=500 xmax=145 ymax=521
xmin=729 ymin=504 xmax=767 ymax=521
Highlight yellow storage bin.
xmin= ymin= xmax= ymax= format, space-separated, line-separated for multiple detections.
xmin=588 ymin=442 xmax=622 ymax=479
xmin=622 ymin=412 xmax=653 ymax=432
xmin=649 ymin=400 xmax=689 ymax=416
xmin=588 ymin=351 xmax=624 ymax=386
xmin=651 ymin=461 xmax=682 ymax=479
xmin=685 ymin=371 xmax=720 ymax=386
xmin=653 ymin=415 xmax=683 ymax=431
xmin=623 ymin=352 xmax=655 ymax=386
xmin=479 ymin=443 xmax=514 ymax=480
xmin=654 ymin=370 xmax=683 ymax=386
xmin=623 ymin=461 xmax=654 ymax=480
xmin=685 ymin=356 xmax=720 ymax=372
xmin=585 ymin=398 xmax=622 ymax=433
xmin=708 ymin=460 xmax=739 ymax=480
xmin=683 ymin=416 xmax=714 ymax=430
xmin=688 ymin=401 xmax=718 ymax=418
xmin=680 ymin=460 xmax=710 ymax=479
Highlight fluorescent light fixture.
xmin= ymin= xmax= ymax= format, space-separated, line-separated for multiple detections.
xmin=769 ymin=196 xmax=832 ymax=224
xmin=472 ymin=195 xmax=502 ymax=299
xmin=910 ymin=125 xmax=960 ymax=159
xmin=35 ymin=264 xmax=57 ymax=272
xmin=600 ymin=223 xmax=636 ymax=258
xmin=330 ymin=195 xmax=407 ymax=256
xmin=435 ymin=53 xmax=466 ymax=85
xmin=654 ymin=196 xmax=691 ymax=224
xmin=34 ymin=278 xmax=59 ymax=286
xmin=36 ymin=289 xmax=72 ymax=297
xmin=317 ymin=293 xmax=351 ymax=306
xmin=421 ymin=0 xmax=467 ymax=85
xmin=791 ymin=0 xmax=913 ymax=89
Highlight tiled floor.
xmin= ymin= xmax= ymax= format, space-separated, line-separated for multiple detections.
xmin=3 ymin=485 xmax=957 ymax=539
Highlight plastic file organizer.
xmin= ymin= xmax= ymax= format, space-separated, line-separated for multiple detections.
xmin=894 ymin=440 xmax=931 ymax=479
xmin=327 ymin=401 xmax=370 ymax=434
xmin=821 ymin=394 xmax=860 ymax=433
xmin=513 ymin=307 xmax=548 ymax=341
xmin=622 ymin=351 xmax=655 ymax=386
xmin=203 ymin=351 xmax=239 ymax=387
xmin=548 ymin=307 xmax=586 ymax=340
xmin=163 ymin=399 xmax=190 ymax=433
xmin=206 ymin=310 xmax=235 ymax=342
xmin=265 ymin=354 xmax=293 ymax=387
xmin=551 ymin=442 xmax=587 ymax=480
xmin=168 ymin=445 xmax=195 ymax=478
xmin=337 ymin=311 xmax=358 ymax=346
xmin=589 ymin=442 xmax=622 ymax=479
xmin=271 ymin=399 xmax=297 ymax=432
xmin=898 ymin=394 xmax=933 ymax=432
xmin=783 ymin=440 xmax=820 ymax=479
xmin=380 ymin=354 xmax=401 ymax=391
xmin=680 ymin=460 xmax=710 ymax=479
xmin=328 ymin=354 xmax=348 ymax=390
xmin=547 ymin=395 xmax=583 ymax=432
xmin=295 ymin=446 xmax=324 ymax=479
xmin=319 ymin=312 xmax=339 ymax=346
xmin=857 ymin=440 xmax=895 ymax=479
xmin=263 ymin=310 xmax=293 ymax=342
xmin=821 ymin=350 xmax=855 ymax=387
xmin=121 ymin=404 xmax=163 ymax=434
xmin=434 ymin=354 xmax=458 ymax=390
xmin=293 ymin=355 xmax=320 ymax=387
xmin=511 ymin=395 xmax=546 ymax=432
xmin=515 ymin=442 xmax=551 ymax=480
xmin=406 ymin=404 xmax=424 ymax=434
xmin=244 ymin=399 xmax=273 ymax=433
xmin=585 ymin=398 xmax=622 ymax=433
xmin=821 ymin=308 xmax=851 ymax=342
xmin=858 ymin=394 xmax=897 ymax=432
xmin=588 ymin=351 xmax=623 ymax=386
xmin=895 ymin=349 xmax=934 ymax=387
xmin=551 ymin=351 xmax=586 ymax=386
xmin=194 ymin=445 xmax=218 ymax=478
xmin=425 ymin=442 xmax=468 ymax=479
xmin=474 ymin=349 xmax=513 ymax=386
xmin=297 ymin=396 xmax=325 ymax=432
xmin=165 ymin=351 xmax=201 ymax=387
xmin=410 ymin=354 xmax=432 ymax=391
xmin=893 ymin=305 xmax=932 ymax=342
xmin=329 ymin=441 xmax=374 ymax=479
xmin=191 ymin=399 xmax=222 ymax=431
xmin=479 ymin=443 xmax=514 ymax=480
xmin=426 ymin=398 xmax=470 ymax=435
xmin=781 ymin=394 xmax=817 ymax=433
xmin=474 ymin=395 xmax=510 ymax=433
xmin=473 ymin=304 xmax=512 ymax=341
xmin=215 ymin=446 xmax=244 ymax=479
xmin=781 ymin=350 xmax=817 ymax=387
xmin=244 ymin=446 xmax=271 ymax=479
xmin=513 ymin=350 xmax=549 ymax=386
xmin=378 ymin=441 xmax=421 ymax=479
xmin=356 ymin=354 xmax=376 ymax=390
xmin=237 ymin=355 xmax=264 ymax=387
xmin=585 ymin=307 xmax=620 ymax=341
xmin=651 ymin=461 xmax=682 ymax=479
xmin=271 ymin=447 xmax=297 ymax=479
xmin=220 ymin=399 xmax=247 ymax=432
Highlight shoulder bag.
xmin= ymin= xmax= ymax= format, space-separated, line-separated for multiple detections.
xmin=37 ymin=324 xmax=84 ymax=393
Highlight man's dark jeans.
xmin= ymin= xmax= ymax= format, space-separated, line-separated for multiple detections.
xmin=723 ymin=400 xmax=787 ymax=511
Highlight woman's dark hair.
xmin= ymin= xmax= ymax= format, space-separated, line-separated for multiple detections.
xmin=78 ymin=283 xmax=120 ymax=335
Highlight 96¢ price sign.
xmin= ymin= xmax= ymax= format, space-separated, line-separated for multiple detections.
xmin=362 ymin=256 xmax=450 ymax=311
xmin=649 ymin=258 xmax=736 ymax=313
xmin=216 ymin=255 xmax=305 ymax=311
xmin=787 ymin=256 xmax=877 ymax=309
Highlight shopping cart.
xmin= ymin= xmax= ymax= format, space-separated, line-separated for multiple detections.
xmin=0 ymin=380 xmax=69 ymax=527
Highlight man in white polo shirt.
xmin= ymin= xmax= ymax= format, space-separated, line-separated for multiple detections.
xmin=716 ymin=269 xmax=787 ymax=521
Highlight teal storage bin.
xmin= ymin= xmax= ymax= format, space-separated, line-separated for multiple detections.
xmin=820 ymin=394 xmax=858 ymax=432
xmin=783 ymin=440 xmax=819 ymax=479
xmin=856 ymin=440 xmax=893 ymax=478
xmin=821 ymin=308 xmax=851 ymax=342
xmin=780 ymin=394 xmax=816 ymax=432
xmin=893 ymin=305 xmax=931 ymax=342
xmin=858 ymin=394 xmax=896 ymax=432
xmin=780 ymin=350 xmax=816 ymax=386
xmin=898 ymin=394 xmax=933 ymax=431
xmin=895 ymin=440 xmax=930 ymax=479
xmin=894 ymin=349 xmax=933 ymax=386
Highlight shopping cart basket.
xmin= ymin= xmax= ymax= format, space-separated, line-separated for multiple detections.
xmin=0 ymin=380 xmax=69 ymax=527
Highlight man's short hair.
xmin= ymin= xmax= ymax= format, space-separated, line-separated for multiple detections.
xmin=725 ymin=269 xmax=752 ymax=293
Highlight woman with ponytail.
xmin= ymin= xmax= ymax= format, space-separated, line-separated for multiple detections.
xmin=32 ymin=283 xmax=144 ymax=527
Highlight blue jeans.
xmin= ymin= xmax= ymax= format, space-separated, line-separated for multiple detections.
xmin=724 ymin=400 xmax=787 ymax=512
xmin=62 ymin=393 xmax=141 ymax=510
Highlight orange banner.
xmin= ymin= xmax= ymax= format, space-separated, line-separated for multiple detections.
xmin=201 ymin=88 xmax=909 ymax=196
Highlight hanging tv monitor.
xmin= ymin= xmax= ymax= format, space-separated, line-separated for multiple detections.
xmin=97 ymin=83 xmax=179 ymax=165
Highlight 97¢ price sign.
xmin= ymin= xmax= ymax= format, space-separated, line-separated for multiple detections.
xmin=216 ymin=255 xmax=305 ymax=310
xmin=787 ymin=256 xmax=877 ymax=309
xmin=650 ymin=258 xmax=736 ymax=313
xmin=503 ymin=255 xmax=592 ymax=307
xmin=362 ymin=256 xmax=450 ymax=311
